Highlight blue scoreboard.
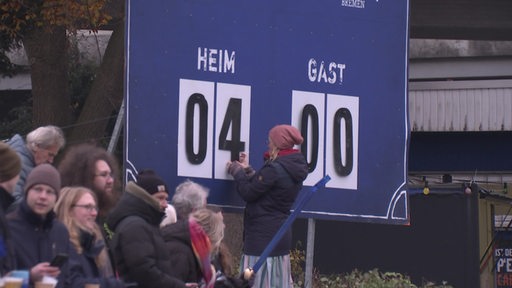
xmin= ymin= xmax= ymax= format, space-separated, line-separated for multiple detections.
xmin=125 ymin=0 xmax=410 ymax=224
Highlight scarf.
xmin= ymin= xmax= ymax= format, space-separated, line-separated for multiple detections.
xmin=189 ymin=219 xmax=214 ymax=288
xmin=263 ymin=148 xmax=300 ymax=161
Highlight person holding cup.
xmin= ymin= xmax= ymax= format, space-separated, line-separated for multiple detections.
xmin=6 ymin=164 xmax=77 ymax=287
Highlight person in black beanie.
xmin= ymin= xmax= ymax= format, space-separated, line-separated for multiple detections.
xmin=0 ymin=142 xmax=21 ymax=275
xmin=105 ymin=169 xmax=187 ymax=288
xmin=135 ymin=169 xmax=170 ymax=212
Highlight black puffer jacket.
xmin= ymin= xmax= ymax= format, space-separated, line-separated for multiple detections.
xmin=105 ymin=182 xmax=186 ymax=288
xmin=0 ymin=187 xmax=14 ymax=275
xmin=231 ymin=150 xmax=308 ymax=256
xmin=161 ymin=220 xmax=201 ymax=283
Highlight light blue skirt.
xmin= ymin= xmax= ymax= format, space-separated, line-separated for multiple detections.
xmin=241 ymin=254 xmax=293 ymax=288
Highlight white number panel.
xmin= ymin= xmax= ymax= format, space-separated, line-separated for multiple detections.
xmin=325 ymin=94 xmax=359 ymax=190
xmin=177 ymin=79 xmax=251 ymax=179
xmin=291 ymin=90 xmax=325 ymax=187
xmin=177 ymin=79 xmax=215 ymax=178
xmin=292 ymin=90 xmax=359 ymax=189
xmin=214 ymin=83 xmax=251 ymax=179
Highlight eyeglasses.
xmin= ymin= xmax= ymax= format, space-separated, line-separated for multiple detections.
xmin=94 ymin=171 xmax=114 ymax=179
xmin=73 ymin=204 xmax=98 ymax=212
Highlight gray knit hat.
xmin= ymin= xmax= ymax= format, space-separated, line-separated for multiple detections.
xmin=24 ymin=164 xmax=61 ymax=196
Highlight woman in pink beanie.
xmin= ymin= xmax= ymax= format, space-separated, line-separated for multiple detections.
xmin=226 ymin=124 xmax=308 ymax=288
xmin=267 ymin=124 xmax=304 ymax=151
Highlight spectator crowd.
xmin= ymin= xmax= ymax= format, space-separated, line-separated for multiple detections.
xmin=0 ymin=124 xmax=307 ymax=288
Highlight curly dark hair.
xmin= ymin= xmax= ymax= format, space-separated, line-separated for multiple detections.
xmin=57 ymin=142 xmax=122 ymax=220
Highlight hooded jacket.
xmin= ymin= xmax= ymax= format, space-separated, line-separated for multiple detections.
xmin=105 ymin=181 xmax=186 ymax=288
xmin=5 ymin=134 xmax=35 ymax=211
xmin=231 ymin=150 xmax=308 ymax=256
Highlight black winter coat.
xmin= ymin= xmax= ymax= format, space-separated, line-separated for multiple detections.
xmin=105 ymin=182 xmax=186 ymax=288
xmin=161 ymin=220 xmax=201 ymax=283
xmin=70 ymin=230 xmax=124 ymax=288
xmin=231 ymin=150 xmax=308 ymax=256
xmin=6 ymin=201 xmax=79 ymax=288
xmin=0 ymin=187 xmax=14 ymax=275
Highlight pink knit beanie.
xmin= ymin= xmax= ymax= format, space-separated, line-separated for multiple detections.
xmin=268 ymin=125 xmax=303 ymax=149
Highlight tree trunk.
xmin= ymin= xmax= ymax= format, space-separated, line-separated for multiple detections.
xmin=23 ymin=26 xmax=71 ymax=129
xmin=68 ymin=19 xmax=125 ymax=145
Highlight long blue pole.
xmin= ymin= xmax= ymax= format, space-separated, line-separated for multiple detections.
xmin=249 ymin=175 xmax=331 ymax=274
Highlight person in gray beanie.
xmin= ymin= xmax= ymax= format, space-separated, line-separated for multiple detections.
xmin=23 ymin=163 xmax=61 ymax=200
xmin=6 ymin=164 xmax=81 ymax=287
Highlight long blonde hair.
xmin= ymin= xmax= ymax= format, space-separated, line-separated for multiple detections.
xmin=189 ymin=207 xmax=225 ymax=255
xmin=267 ymin=138 xmax=280 ymax=161
xmin=54 ymin=186 xmax=113 ymax=276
